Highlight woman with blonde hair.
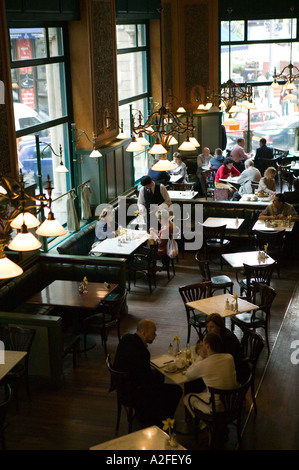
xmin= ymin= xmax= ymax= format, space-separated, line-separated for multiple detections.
xmin=94 ymin=207 xmax=118 ymax=243
xmin=257 ymin=166 xmax=277 ymax=198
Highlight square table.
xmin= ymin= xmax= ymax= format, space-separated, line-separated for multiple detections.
xmin=167 ymin=190 xmax=198 ymax=200
xmin=0 ymin=351 xmax=27 ymax=381
xmin=27 ymin=280 xmax=118 ymax=351
xmin=203 ymin=217 xmax=244 ymax=230
xmin=252 ymin=219 xmax=294 ymax=232
xmin=222 ymin=250 xmax=275 ymax=269
xmin=186 ymin=293 xmax=258 ymax=319
xmin=90 ymin=229 xmax=150 ymax=256
xmin=90 ymin=425 xmax=186 ymax=450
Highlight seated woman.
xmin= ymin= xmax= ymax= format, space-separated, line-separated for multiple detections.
xmin=149 ymin=209 xmax=177 ymax=267
xmin=215 ymin=157 xmax=240 ymax=198
xmin=94 ymin=207 xmax=118 ymax=243
xmin=170 ymin=152 xmax=187 ymax=182
xmin=257 ymin=166 xmax=276 ymax=198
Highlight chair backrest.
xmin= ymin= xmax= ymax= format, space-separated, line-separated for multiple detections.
xmin=168 ymin=183 xmax=194 ymax=191
xmin=105 ymin=354 xmax=133 ymax=405
xmin=203 ymin=169 xmax=217 ymax=186
xmin=179 ymin=281 xmax=212 ymax=312
xmin=251 ymin=182 xmax=259 ymax=193
xmin=208 ymin=374 xmax=252 ymax=423
xmin=254 ymin=282 xmax=277 ymax=312
xmin=100 ymin=291 xmax=128 ymax=322
xmin=242 ymin=263 xmax=275 ymax=301
xmin=240 ymin=327 xmax=265 ymax=373
xmin=254 ymin=230 xmax=286 ymax=253
xmin=203 ymin=224 xmax=227 ymax=244
xmin=0 ymin=383 xmax=11 ymax=435
xmin=0 ymin=326 xmax=36 ymax=366
xmin=194 ymin=254 xmax=212 ymax=282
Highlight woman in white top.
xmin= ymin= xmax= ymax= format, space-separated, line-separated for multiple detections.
xmin=257 ymin=166 xmax=277 ymax=197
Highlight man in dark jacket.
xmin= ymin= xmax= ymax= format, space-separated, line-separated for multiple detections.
xmin=254 ymin=138 xmax=274 ymax=176
xmin=113 ymin=319 xmax=182 ymax=426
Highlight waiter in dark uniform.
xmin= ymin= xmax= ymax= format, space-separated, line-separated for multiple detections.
xmin=137 ymin=175 xmax=172 ymax=230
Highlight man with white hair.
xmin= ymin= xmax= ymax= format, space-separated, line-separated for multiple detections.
xmin=232 ymin=159 xmax=261 ymax=200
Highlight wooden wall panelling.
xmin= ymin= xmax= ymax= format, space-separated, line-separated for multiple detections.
xmin=88 ymin=0 xmax=119 ymax=145
xmin=115 ymin=146 xmax=124 ymax=195
xmin=0 ymin=0 xmax=18 ymax=178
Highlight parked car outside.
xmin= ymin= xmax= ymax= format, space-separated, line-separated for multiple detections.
xmin=14 ymin=102 xmax=53 ymax=185
xmin=226 ymin=108 xmax=280 ymax=147
xmin=251 ymin=112 xmax=299 ymax=151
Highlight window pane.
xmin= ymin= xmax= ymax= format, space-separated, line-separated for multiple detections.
xmin=220 ymin=42 xmax=299 ymax=84
xmin=49 ymin=27 xmax=64 ymax=56
xmin=248 ymin=19 xmax=297 ymax=41
xmin=137 ymin=24 xmax=146 ymax=47
xmin=11 ymin=62 xmax=67 ymax=124
xmin=117 ymin=51 xmax=147 ymax=100
xmin=116 ymin=24 xmax=137 ymax=49
xmin=220 ymin=20 xmax=244 ymax=42
xmin=9 ymin=28 xmax=46 ymax=61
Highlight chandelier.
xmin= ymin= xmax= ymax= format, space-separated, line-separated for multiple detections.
xmin=270 ymin=7 xmax=299 ymax=101
xmin=0 ymin=171 xmax=66 ymax=279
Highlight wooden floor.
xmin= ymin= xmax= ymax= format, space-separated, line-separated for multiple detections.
xmin=3 ymin=237 xmax=299 ymax=452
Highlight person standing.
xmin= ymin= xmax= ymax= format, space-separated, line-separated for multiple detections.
xmin=137 ymin=175 xmax=172 ymax=230
xmin=113 ymin=319 xmax=182 ymax=426
xmin=230 ymin=138 xmax=252 ymax=173
xmin=254 ymin=138 xmax=274 ymax=176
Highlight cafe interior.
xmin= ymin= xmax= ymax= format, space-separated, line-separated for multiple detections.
xmin=0 ymin=0 xmax=299 ymax=452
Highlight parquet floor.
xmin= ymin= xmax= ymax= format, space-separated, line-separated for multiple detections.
xmin=3 ymin=237 xmax=299 ymax=452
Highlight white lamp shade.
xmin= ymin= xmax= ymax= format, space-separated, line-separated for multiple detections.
xmin=189 ymin=136 xmax=200 ymax=147
xmin=285 ymin=81 xmax=296 ymax=90
xmin=204 ymin=103 xmax=212 ymax=110
xmin=116 ymin=131 xmax=128 ymax=139
xmin=55 ymin=162 xmax=69 ymax=173
xmin=222 ymin=116 xmax=238 ymax=126
xmin=178 ymin=139 xmax=196 ymax=151
xmin=0 ymin=185 xmax=7 ymax=195
xmin=137 ymin=135 xmax=150 ymax=146
xmin=126 ymin=139 xmax=143 ymax=152
xmin=151 ymin=158 xmax=176 ymax=171
xmin=90 ymin=149 xmax=102 ymax=158
xmin=176 ymin=106 xmax=186 ymax=113
xmin=271 ymin=81 xmax=281 ymax=89
xmin=148 ymin=143 xmax=168 ymax=155
xmin=228 ymin=104 xmax=241 ymax=113
xmin=283 ymin=92 xmax=297 ymax=101
xmin=8 ymin=232 xmax=42 ymax=252
xmin=168 ymin=136 xmax=178 ymax=145
xmin=246 ymin=102 xmax=257 ymax=109
xmin=0 ymin=256 xmax=23 ymax=279
xmin=10 ymin=212 xmax=40 ymax=229
xmin=36 ymin=218 xmax=67 ymax=237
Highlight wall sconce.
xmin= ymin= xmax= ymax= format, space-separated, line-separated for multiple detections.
xmin=71 ymin=123 xmax=102 ymax=160
xmin=40 ymin=142 xmax=69 ymax=173
xmin=104 ymin=110 xmax=129 ymax=140
xmin=0 ymin=172 xmax=66 ymax=279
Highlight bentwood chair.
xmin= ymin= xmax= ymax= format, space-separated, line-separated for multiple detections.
xmin=128 ymin=243 xmax=159 ymax=293
xmin=254 ymin=230 xmax=286 ymax=278
xmin=239 ymin=327 xmax=265 ymax=413
xmin=231 ymin=282 xmax=277 ymax=354
xmin=106 ymin=354 xmax=135 ymax=435
xmin=83 ymin=291 xmax=127 ymax=357
xmin=179 ymin=281 xmax=212 ymax=342
xmin=0 ymin=383 xmax=12 ymax=450
xmin=195 ymin=252 xmax=234 ymax=295
xmin=188 ymin=374 xmax=252 ymax=449
xmin=236 ymin=262 xmax=276 ymax=301
xmin=202 ymin=224 xmax=230 ymax=270
xmin=0 ymin=325 xmax=36 ymax=412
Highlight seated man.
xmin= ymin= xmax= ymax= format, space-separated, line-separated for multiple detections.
xmin=258 ymin=193 xmax=299 ymax=221
xmin=209 ymin=148 xmax=225 ymax=170
xmin=184 ymin=333 xmax=238 ymax=418
xmin=232 ymin=159 xmax=261 ymax=201
xmin=113 ymin=319 xmax=182 ymax=426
